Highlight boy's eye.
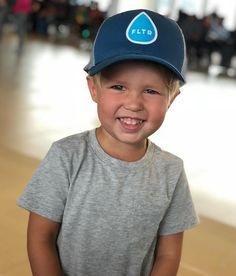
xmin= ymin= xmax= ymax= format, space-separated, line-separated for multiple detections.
xmin=110 ymin=85 xmax=125 ymax=91
xmin=144 ymin=89 xmax=160 ymax=95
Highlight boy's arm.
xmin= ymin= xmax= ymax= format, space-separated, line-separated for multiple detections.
xmin=27 ymin=212 xmax=63 ymax=276
xmin=150 ymin=232 xmax=183 ymax=276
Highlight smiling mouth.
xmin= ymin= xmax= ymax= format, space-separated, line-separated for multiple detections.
xmin=119 ymin=117 xmax=144 ymax=125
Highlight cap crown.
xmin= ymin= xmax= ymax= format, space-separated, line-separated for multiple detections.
xmin=84 ymin=9 xmax=186 ymax=83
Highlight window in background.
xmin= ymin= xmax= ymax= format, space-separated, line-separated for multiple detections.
xmin=205 ymin=0 xmax=236 ymax=30
xmin=157 ymin=0 xmax=236 ymax=30
xmin=157 ymin=0 xmax=204 ymax=19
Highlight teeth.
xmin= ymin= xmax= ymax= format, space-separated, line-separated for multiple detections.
xmin=120 ymin=117 xmax=143 ymax=125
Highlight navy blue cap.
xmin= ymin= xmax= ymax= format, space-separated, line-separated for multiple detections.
xmin=84 ymin=9 xmax=186 ymax=84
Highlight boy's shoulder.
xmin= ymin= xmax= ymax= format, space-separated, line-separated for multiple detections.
xmin=56 ymin=130 xmax=90 ymax=144
xmin=52 ymin=129 xmax=93 ymax=154
xmin=152 ymin=142 xmax=183 ymax=161
xmin=151 ymin=141 xmax=184 ymax=169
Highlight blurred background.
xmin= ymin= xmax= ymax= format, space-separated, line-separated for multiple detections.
xmin=0 ymin=0 xmax=236 ymax=275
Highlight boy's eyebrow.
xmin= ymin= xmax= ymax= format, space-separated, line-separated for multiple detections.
xmin=103 ymin=79 xmax=127 ymax=85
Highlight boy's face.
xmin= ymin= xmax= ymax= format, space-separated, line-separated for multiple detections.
xmin=87 ymin=60 xmax=178 ymax=155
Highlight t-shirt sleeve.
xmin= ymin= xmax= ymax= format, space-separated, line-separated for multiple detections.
xmin=158 ymin=169 xmax=199 ymax=235
xmin=17 ymin=142 xmax=70 ymax=222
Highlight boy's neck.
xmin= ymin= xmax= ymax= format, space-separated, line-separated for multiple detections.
xmin=95 ymin=128 xmax=148 ymax=162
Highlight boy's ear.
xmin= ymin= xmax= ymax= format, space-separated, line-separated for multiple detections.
xmin=168 ymin=90 xmax=180 ymax=108
xmin=87 ymin=76 xmax=98 ymax=103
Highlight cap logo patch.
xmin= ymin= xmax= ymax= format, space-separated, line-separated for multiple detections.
xmin=126 ymin=12 xmax=158 ymax=45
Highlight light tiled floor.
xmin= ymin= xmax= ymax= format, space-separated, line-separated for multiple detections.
xmin=0 ymin=34 xmax=236 ymax=275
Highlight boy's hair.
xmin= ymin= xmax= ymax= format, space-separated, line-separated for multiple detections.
xmin=84 ymin=9 xmax=186 ymax=86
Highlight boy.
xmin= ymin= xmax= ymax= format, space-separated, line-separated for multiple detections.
xmin=18 ymin=9 xmax=198 ymax=276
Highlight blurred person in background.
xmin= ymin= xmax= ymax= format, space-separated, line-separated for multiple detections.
xmin=206 ymin=13 xmax=234 ymax=71
xmin=0 ymin=0 xmax=8 ymax=41
xmin=11 ymin=0 xmax=32 ymax=53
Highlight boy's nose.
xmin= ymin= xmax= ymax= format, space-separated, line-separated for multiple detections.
xmin=123 ymin=91 xmax=144 ymax=112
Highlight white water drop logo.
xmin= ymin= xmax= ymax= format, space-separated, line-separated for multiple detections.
xmin=126 ymin=12 xmax=158 ymax=45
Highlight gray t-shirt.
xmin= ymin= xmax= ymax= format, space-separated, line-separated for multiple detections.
xmin=18 ymin=129 xmax=198 ymax=276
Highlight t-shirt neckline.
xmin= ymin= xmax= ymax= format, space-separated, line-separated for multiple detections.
xmin=88 ymin=128 xmax=156 ymax=170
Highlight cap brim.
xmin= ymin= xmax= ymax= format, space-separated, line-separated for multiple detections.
xmin=84 ymin=54 xmax=185 ymax=84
